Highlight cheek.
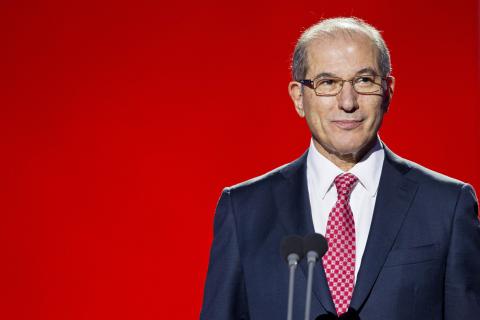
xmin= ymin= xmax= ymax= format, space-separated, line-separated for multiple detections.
xmin=359 ymin=98 xmax=385 ymax=127
xmin=308 ymin=113 xmax=323 ymax=126
xmin=371 ymin=107 xmax=385 ymax=127
xmin=305 ymin=108 xmax=330 ymax=135
xmin=304 ymin=99 xmax=334 ymax=126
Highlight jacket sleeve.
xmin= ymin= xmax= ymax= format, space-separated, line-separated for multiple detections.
xmin=444 ymin=183 xmax=480 ymax=318
xmin=200 ymin=188 xmax=250 ymax=320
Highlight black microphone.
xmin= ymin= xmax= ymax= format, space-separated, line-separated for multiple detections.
xmin=337 ymin=309 xmax=359 ymax=319
xmin=303 ymin=233 xmax=328 ymax=320
xmin=280 ymin=235 xmax=304 ymax=320
xmin=315 ymin=309 xmax=359 ymax=320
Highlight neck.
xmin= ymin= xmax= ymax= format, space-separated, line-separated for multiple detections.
xmin=312 ymin=138 xmax=377 ymax=171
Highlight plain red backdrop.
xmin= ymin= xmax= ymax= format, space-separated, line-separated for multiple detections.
xmin=1 ymin=1 xmax=479 ymax=319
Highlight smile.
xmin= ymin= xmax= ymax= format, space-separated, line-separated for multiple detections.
xmin=331 ymin=120 xmax=363 ymax=130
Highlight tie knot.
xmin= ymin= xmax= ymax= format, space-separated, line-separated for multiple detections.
xmin=334 ymin=173 xmax=358 ymax=198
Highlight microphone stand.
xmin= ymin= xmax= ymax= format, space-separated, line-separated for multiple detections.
xmin=304 ymin=251 xmax=319 ymax=320
xmin=287 ymin=253 xmax=300 ymax=320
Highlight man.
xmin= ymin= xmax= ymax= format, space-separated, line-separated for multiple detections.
xmin=200 ymin=17 xmax=480 ymax=320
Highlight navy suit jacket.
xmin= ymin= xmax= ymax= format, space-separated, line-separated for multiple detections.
xmin=200 ymin=146 xmax=480 ymax=319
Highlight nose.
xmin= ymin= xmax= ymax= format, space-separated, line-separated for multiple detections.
xmin=337 ymin=81 xmax=358 ymax=112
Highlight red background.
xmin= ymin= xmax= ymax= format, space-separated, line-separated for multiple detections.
xmin=1 ymin=1 xmax=479 ymax=319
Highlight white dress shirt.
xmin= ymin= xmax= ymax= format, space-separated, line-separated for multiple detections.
xmin=306 ymin=137 xmax=385 ymax=282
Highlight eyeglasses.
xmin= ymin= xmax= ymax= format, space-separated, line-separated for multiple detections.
xmin=299 ymin=75 xmax=390 ymax=96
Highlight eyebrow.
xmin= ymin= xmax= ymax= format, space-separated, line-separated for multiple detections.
xmin=355 ymin=67 xmax=379 ymax=76
xmin=312 ymin=72 xmax=336 ymax=80
xmin=312 ymin=67 xmax=379 ymax=80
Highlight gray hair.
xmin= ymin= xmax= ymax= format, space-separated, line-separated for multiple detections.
xmin=291 ymin=17 xmax=392 ymax=80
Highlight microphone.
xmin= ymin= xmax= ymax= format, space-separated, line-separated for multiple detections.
xmin=303 ymin=233 xmax=328 ymax=320
xmin=337 ymin=309 xmax=359 ymax=319
xmin=315 ymin=309 xmax=358 ymax=320
xmin=280 ymin=235 xmax=304 ymax=320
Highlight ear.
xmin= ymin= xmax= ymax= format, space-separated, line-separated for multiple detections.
xmin=288 ymin=81 xmax=305 ymax=118
xmin=382 ymin=76 xmax=395 ymax=112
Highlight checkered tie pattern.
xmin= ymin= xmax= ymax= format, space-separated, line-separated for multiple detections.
xmin=322 ymin=173 xmax=358 ymax=316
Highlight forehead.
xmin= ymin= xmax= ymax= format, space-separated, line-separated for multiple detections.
xmin=305 ymin=32 xmax=380 ymax=78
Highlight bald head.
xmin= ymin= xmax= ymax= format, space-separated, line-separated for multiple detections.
xmin=291 ymin=17 xmax=391 ymax=81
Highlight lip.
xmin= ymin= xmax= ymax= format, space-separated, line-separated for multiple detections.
xmin=332 ymin=120 xmax=363 ymax=130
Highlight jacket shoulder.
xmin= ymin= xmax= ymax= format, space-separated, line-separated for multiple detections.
xmin=226 ymin=162 xmax=296 ymax=192
xmin=223 ymin=151 xmax=307 ymax=195
xmin=218 ymin=151 xmax=308 ymax=205
xmin=402 ymin=157 xmax=466 ymax=187
xmin=386 ymin=147 xmax=472 ymax=195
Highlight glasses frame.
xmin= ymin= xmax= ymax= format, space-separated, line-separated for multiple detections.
xmin=298 ymin=75 xmax=392 ymax=96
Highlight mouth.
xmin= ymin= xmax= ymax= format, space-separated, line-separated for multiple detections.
xmin=331 ymin=120 xmax=363 ymax=130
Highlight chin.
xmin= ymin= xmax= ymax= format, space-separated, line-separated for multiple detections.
xmin=330 ymin=141 xmax=363 ymax=156
xmin=335 ymin=132 xmax=375 ymax=150
xmin=314 ymin=133 xmax=372 ymax=158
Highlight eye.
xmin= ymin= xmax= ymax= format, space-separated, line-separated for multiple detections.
xmin=355 ymin=76 xmax=375 ymax=83
xmin=315 ymin=78 xmax=338 ymax=87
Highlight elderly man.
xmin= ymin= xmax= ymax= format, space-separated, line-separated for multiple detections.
xmin=200 ymin=17 xmax=480 ymax=320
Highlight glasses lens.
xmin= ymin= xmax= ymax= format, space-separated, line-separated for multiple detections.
xmin=314 ymin=78 xmax=342 ymax=95
xmin=353 ymin=76 xmax=382 ymax=93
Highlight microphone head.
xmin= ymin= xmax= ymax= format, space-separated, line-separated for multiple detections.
xmin=303 ymin=233 xmax=328 ymax=258
xmin=338 ymin=308 xmax=359 ymax=319
xmin=280 ymin=235 xmax=304 ymax=262
xmin=315 ymin=313 xmax=337 ymax=320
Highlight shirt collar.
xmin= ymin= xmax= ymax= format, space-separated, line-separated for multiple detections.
xmin=306 ymin=137 xmax=385 ymax=199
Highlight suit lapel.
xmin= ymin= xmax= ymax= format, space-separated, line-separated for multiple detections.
xmin=273 ymin=151 xmax=337 ymax=315
xmin=349 ymin=146 xmax=418 ymax=312
xmin=274 ymin=151 xmax=313 ymax=237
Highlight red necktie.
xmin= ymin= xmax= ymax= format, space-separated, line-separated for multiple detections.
xmin=322 ymin=173 xmax=358 ymax=316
